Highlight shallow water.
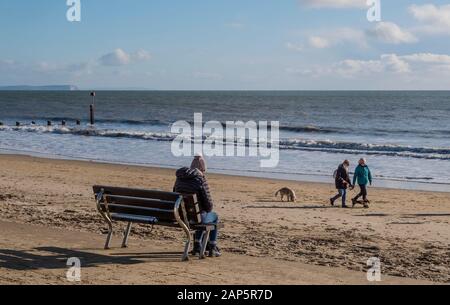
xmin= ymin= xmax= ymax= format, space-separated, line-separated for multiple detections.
xmin=0 ymin=91 xmax=449 ymax=192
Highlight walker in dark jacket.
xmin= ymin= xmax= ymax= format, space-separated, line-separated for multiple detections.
xmin=335 ymin=164 xmax=352 ymax=189
xmin=331 ymin=162 xmax=352 ymax=208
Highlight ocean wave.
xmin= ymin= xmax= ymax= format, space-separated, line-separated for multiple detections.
xmin=1 ymin=124 xmax=449 ymax=160
xmin=279 ymin=139 xmax=450 ymax=160
xmin=183 ymin=120 xmax=339 ymax=133
xmin=279 ymin=125 xmax=339 ymax=133
xmin=4 ymin=118 xmax=448 ymax=138
xmin=279 ymin=139 xmax=450 ymax=155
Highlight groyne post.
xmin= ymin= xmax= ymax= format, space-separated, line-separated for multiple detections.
xmin=90 ymin=91 xmax=96 ymax=125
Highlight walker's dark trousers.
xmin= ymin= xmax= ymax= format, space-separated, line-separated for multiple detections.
xmin=354 ymin=184 xmax=368 ymax=201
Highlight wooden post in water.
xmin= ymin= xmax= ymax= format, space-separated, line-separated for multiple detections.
xmin=76 ymin=120 xmax=81 ymax=125
xmin=47 ymin=121 xmax=52 ymax=126
xmin=16 ymin=122 xmax=20 ymax=127
xmin=90 ymin=91 xmax=96 ymax=125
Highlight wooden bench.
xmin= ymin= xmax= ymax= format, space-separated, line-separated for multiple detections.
xmin=93 ymin=185 xmax=218 ymax=261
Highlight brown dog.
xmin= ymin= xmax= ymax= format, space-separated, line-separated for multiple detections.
xmin=275 ymin=187 xmax=297 ymax=202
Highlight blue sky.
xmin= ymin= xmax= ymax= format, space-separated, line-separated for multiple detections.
xmin=1 ymin=0 xmax=450 ymax=89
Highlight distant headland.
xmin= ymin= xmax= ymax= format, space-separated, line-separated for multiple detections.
xmin=0 ymin=85 xmax=79 ymax=91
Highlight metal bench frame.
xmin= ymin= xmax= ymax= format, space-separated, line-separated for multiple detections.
xmin=94 ymin=187 xmax=216 ymax=261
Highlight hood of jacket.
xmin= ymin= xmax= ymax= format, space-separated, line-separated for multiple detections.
xmin=176 ymin=167 xmax=203 ymax=180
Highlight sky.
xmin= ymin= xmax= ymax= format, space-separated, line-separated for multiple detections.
xmin=1 ymin=0 xmax=450 ymax=90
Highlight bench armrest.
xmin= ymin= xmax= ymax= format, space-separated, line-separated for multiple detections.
xmin=95 ymin=188 xmax=112 ymax=225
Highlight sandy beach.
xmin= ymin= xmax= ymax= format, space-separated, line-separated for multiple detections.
xmin=0 ymin=154 xmax=449 ymax=284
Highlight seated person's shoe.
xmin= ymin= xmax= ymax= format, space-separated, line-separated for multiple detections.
xmin=207 ymin=244 xmax=222 ymax=257
xmin=191 ymin=242 xmax=201 ymax=255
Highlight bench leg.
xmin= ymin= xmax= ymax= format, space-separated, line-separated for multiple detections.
xmin=182 ymin=232 xmax=192 ymax=262
xmin=199 ymin=230 xmax=211 ymax=260
xmin=121 ymin=222 xmax=132 ymax=248
xmin=104 ymin=223 xmax=113 ymax=250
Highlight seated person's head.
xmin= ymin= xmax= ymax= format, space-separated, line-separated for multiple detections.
xmin=191 ymin=153 xmax=206 ymax=174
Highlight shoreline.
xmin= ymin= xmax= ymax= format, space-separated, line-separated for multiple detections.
xmin=0 ymin=153 xmax=449 ymax=283
xmin=1 ymin=149 xmax=448 ymax=193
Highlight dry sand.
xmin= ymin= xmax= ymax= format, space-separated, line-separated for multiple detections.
xmin=0 ymin=154 xmax=449 ymax=284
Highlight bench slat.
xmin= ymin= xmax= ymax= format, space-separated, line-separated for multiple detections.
xmin=105 ymin=195 xmax=176 ymax=209
xmin=105 ymin=203 xmax=174 ymax=214
xmin=110 ymin=213 xmax=158 ymax=224
xmin=93 ymin=185 xmax=180 ymax=202
xmin=100 ymin=203 xmax=176 ymax=222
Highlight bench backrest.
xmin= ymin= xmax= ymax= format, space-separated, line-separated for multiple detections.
xmin=180 ymin=194 xmax=202 ymax=225
xmin=93 ymin=185 xmax=201 ymax=226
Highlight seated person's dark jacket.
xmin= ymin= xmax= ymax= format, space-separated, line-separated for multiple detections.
xmin=173 ymin=167 xmax=214 ymax=213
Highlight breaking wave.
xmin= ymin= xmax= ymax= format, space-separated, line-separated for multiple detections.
xmin=1 ymin=124 xmax=449 ymax=160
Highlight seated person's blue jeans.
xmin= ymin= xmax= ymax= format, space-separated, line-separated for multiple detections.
xmin=194 ymin=211 xmax=219 ymax=245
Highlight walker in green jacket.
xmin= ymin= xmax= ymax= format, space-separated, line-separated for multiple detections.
xmin=353 ymin=164 xmax=372 ymax=186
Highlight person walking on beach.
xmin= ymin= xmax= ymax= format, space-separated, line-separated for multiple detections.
xmin=173 ymin=167 xmax=221 ymax=257
xmin=330 ymin=160 xmax=353 ymax=208
xmin=352 ymin=158 xmax=373 ymax=208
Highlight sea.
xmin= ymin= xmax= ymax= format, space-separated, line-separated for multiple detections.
xmin=0 ymin=91 xmax=449 ymax=192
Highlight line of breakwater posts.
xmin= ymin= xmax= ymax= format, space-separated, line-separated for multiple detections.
xmin=1 ymin=92 xmax=96 ymax=128
xmin=1 ymin=119 xmax=84 ymax=127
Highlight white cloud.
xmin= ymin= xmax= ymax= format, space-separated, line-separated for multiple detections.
xmin=0 ymin=49 xmax=152 ymax=86
xmin=292 ymin=53 xmax=450 ymax=79
xmin=132 ymin=49 xmax=152 ymax=61
xmin=308 ymin=28 xmax=367 ymax=49
xmin=380 ymin=54 xmax=411 ymax=73
xmin=0 ymin=59 xmax=19 ymax=70
xmin=298 ymin=23 xmax=415 ymax=51
xmin=285 ymin=42 xmax=304 ymax=52
xmin=367 ymin=22 xmax=418 ymax=44
xmin=99 ymin=49 xmax=151 ymax=66
xmin=409 ymin=4 xmax=450 ymax=35
xmin=298 ymin=0 xmax=366 ymax=9
xmin=400 ymin=53 xmax=450 ymax=65
xmin=99 ymin=49 xmax=130 ymax=66
xmin=334 ymin=54 xmax=428 ymax=77
xmin=335 ymin=59 xmax=384 ymax=77
xmin=309 ymin=36 xmax=330 ymax=48
xmin=35 ymin=61 xmax=59 ymax=72
xmin=286 ymin=66 xmax=332 ymax=78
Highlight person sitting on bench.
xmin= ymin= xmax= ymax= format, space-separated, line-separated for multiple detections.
xmin=173 ymin=167 xmax=221 ymax=257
